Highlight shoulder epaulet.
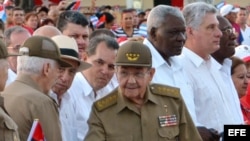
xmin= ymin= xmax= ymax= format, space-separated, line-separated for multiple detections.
xmin=149 ymin=83 xmax=180 ymax=98
xmin=94 ymin=91 xmax=118 ymax=112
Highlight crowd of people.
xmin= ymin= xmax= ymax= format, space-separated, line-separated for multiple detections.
xmin=1 ymin=0 xmax=250 ymax=141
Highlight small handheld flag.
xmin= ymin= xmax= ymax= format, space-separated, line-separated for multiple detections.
xmin=27 ymin=119 xmax=46 ymax=141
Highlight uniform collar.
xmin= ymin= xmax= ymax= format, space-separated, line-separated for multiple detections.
xmin=144 ymin=39 xmax=182 ymax=71
xmin=116 ymin=86 xmax=158 ymax=114
xmin=182 ymin=47 xmax=212 ymax=68
xmin=16 ymin=74 xmax=43 ymax=93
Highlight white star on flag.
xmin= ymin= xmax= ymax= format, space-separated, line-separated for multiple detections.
xmin=41 ymin=0 xmax=52 ymax=7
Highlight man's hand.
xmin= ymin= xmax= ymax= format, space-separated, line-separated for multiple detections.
xmin=197 ymin=126 xmax=221 ymax=141
xmin=57 ymin=0 xmax=68 ymax=11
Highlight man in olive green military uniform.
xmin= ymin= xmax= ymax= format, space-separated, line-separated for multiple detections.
xmin=0 ymin=39 xmax=20 ymax=141
xmin=84 ymin=41 xmax=202 ymax=141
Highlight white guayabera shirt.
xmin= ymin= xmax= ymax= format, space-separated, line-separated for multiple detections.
xmin=68 ymin=72 xmax=117 ymax=141
xmin=179 ymin=47 xmax=244 ymax=133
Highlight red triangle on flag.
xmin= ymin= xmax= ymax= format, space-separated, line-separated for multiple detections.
xmin=27 ymin=119 xmax=46 ymax=141
xmin=96 ymin=15 xmax=106 ymax=28
xmin=34 ymin=0 xmax=61 ymax=6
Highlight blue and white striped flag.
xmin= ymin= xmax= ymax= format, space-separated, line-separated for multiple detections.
xmin=0 ymin=4 xmax=6 ymax=22
xmin=215 ymin=0 xmax=226 ymax=9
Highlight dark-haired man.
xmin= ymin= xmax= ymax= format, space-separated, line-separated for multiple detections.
xmin=57 ymin=10 xmax=89 ymax=60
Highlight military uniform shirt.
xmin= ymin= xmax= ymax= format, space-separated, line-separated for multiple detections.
xmin=0 ymin=96 xmax=20 ymax=141
xmin=84 ymin=84 xmax=202 ymax=141
xmin=2 ymin=74 xmax=62 ymax=141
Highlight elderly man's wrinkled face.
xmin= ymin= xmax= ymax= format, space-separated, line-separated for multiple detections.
xmin=217 ymin=16 xmax=237 ymax=58
xmin=46 ymin=61 xmax=60 ymax=94
xmin=116 ymin=66 xmax=155 ymax=103
xmin=52 ymin=58 xmax=78 ymax=95
xmin=151 ymin=14 xmax=186 ymax=59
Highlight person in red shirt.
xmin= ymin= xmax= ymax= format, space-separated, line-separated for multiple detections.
xmin=234 ymin=45 xmax=250 ymax=124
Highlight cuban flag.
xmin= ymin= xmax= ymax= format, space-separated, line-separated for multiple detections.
xmin=34 ymin=0 xmax=61 ymax=7
xmin=27 ymin=119 xmax=46 ymax=141
xmin=90 ymin=15 xmax=99 ymax=28
xmin=72 ymin=0 xmax=81 ymax=11
xmin=0 ymin=4 xmax=6 ymax=22
xmin=65 ymin=0 xmax=81 ymax=11
xmin=96 ymin=14 xmax=106 ymax=28
xmin=171 ymin=0 xmax=183 ymax=9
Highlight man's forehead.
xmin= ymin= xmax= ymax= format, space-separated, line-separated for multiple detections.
xmin=63 ymin=24 xmax=89 ymax=34
xmin=13 ymin=10 xmax=23 ymax=13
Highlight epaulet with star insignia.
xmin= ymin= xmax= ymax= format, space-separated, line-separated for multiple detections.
xmin=150 ymin=83 xmax=180 ymax=98
xmin=94 ymin=90 xmax=118 ymax=111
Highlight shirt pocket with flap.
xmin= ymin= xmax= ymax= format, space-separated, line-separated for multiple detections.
xmin=158 ymin=126 xmax=179 ymax=141
xmin=107 ymin=135 xmax=133 ymax=141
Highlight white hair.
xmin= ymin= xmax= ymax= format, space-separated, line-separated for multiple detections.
xmin=147 ymin=5 xmax=185 ymax=35
xmin=183 ymin=2 xmax=217 ymax=30
xmin=17 ymin=56 xmax=58 ymax=75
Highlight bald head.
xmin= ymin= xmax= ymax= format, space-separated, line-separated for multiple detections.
xmin=33 ymin=25 xmax=61 ymax=38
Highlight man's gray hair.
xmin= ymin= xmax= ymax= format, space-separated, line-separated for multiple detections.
xmin=183 ymin=2 xmax=217 ymax=29
xmin=4 ymin=26 xmax=31 ymax=46
xmin=17 ymin=56 xmax=57 ymax=75
xmin=147 ymin=5 xmax=185 ymax=34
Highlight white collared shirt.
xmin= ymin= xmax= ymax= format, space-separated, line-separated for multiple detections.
xmin=180 ymin=47 xmax=244 ymax=132
xmin=68 ymin=72 xmax=115 ymax=141
xmin=215 ymin=58 xmax=244 ymax=123
xmin=143 ymin=39 xmax=198 ymax=125
xmin=5 ymin=68 xmax=16 ymax=87
xmin=50 ymin=91 xmax=78 ymax=141
xmin=241 ymin=25 xmax=250 ymax=46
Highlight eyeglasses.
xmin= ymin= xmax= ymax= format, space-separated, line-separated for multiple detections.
xmin=221 ymin=28 xmax=235 ymax=35
xmin=117 ymin=70 xmax=150 ymax=79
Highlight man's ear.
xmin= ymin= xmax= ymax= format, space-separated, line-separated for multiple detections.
xmin=149 ymin=27 xmax=157 ymax=41
xmin=149 ymin=67 xmax=155 ymax=82
xmin=81 ymin=51 xmax=88 ymax=61
xmin=43 ymin=63 xmax=50 ymax=77
xmin=186 ymin=26 xmax=194 ymax=37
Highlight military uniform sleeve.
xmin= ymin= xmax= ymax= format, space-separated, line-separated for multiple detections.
xmin=177 ymin=96 xmax=202 ymax=141
xmin=0 ymin=108 xmax=20 ymax=141
xmin=31 ymin=99 xmax=62 ymax=141
xmin=84 ymin=104 xmax=106 ymax=141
